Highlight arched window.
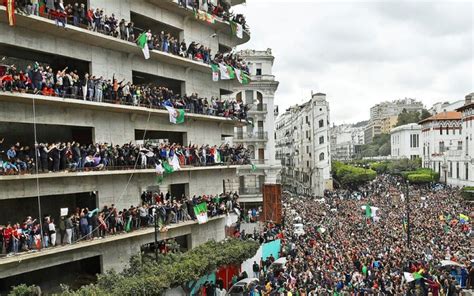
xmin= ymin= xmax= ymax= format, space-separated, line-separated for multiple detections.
xmin=319 ymin=152 xmax=325 ymax=161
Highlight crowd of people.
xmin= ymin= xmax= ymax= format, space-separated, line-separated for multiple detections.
xmin=242 ymin=175 xmax=473 ymax=295
xmin=0 ymin=61 xmax=249 ymax=120
xmin=0 ymin=191 xmax=241 ymax=255
xmin=6 ymin=1 xmax=248 ymax=68
xmin=0 ymin=139 xmax=251 ymax=175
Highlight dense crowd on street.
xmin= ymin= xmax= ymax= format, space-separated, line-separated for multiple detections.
xmin=0 ymin=139 xmax=251 ymax=175
xmin=0 ymin=191 xmax=241 ymax=255
xmin=243 ymin=175 xmax=473 ymax=295
xmin=4 ymin=1 xmax=248 ymax=68
xmin=0 ymin=61 xmax=249 ymax=120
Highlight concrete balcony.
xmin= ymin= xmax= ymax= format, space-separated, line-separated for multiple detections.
xmin=0 ymin=216 xmax=226 ymax=278
xmin=145 ymin=0 xmax=250 ymax=45
xmin=0 ymin=165 xmax=240 ymax=182
xmin=0 ymin=92 xmax=243 ymax=126
xmin=0 ymin=6 xmax=212 ymax=74
xmin=234 ymin=131 xmax=268 ymax=142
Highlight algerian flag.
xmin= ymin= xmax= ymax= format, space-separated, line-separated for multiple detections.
xmin=235 ymin=23 xmax=243 ymax=39
xmin=162 ymin=161 xmax=174 ymax=174
xmin=194 ymin=203 xmax=208 ymax=224
xmin=227 ymin=66 xmax=236 ymax=79
xmin=211 ymin=64 xmax=219 ymax=82
xmin=164 ymin=105 xmax=185 ymax=124
xmin=403 ymin=271 xmax=423 ymax=283
xmin=136 ymin=32 xmax=150 ymax=60
xmin=230 ymin=21 xmax=242 ymax=38
xmin=170 ymin=154 xmax=181 ymax=171
xmin=235 ymin=68 xmax=242 ymax=84
xmin=219 ymin=63 xmax=231 ymax=80
xmin=365 ymin=202 xmax=372 ymax=218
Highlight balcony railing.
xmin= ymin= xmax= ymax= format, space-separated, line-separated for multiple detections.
xmin=251 ymin=75 xmax=275 ymax=81
xmin=248 ymin=104 xmax=267 ymax=114
xmin=239 ymin=187 xmax=262 ymax=195
xmin=235 ymin=131 xmax=268 ymax=141
xmin=251 ymin=159 xmax=267 ymax=165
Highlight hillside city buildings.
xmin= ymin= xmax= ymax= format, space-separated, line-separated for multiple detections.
xmin=0 ymin=0 xmax=253 ymax=291
xmin=275 ymin=93 xmax=332 ymax=196
xmin=365 ymin=98 xmax=424 ymax=144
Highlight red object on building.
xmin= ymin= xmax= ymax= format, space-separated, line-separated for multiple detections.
xmin=216 ymin=265 xmax=240 ymax=290
xmin=262 ymin=184 xmax=282 ymax=224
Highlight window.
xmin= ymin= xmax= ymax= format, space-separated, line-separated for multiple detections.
xmin=440 ymin=128 xmax=443 ymax=135
xmin=319 ymin=152 xmax=325 ymax=161
xmin=410 ymin=134 xmax=419 ymax=148
xmin=439 ymin=141 xmax=445 ymax=153
xmin=449 ymin=161 xmax=452 ymax=178
xmin=466 ymin=163 xmax=469 ymax=180
xmin=319 ymin=136 xmax=324 ymax=144
xmin=307 ymin=161 xmax=310 ymax=168
xmin=256 ymin=63 xmax=262 ymax=76
xmin=306 ymin=146 xmax=309 ymax=153
xmin=305 ymin=116 xmax=310 ymax=125
xmin=319 ymin=119 xmax=324 ymax=128
xmin=456 ymin=162 xmax=460 ymax=179
xmin=458 ymin=141 xmax=463 ymax=151
xmin=466 ymin=137 xmax=469 ymax=156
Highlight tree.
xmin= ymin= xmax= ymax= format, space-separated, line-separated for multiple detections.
xmin=395 ymin=108 xmax=431 ymax=127
xmin=44 ymin=239 xmax=260 ymax=296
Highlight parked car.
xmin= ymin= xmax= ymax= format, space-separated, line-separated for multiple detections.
xmin=227 ymin=278 xmax=259 ymax=296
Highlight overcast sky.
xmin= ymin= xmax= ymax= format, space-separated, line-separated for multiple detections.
xmin=234 ymin=0 xmax=474 ymax=124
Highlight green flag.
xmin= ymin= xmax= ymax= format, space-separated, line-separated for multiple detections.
xmin=227 ymin=65 xmax=236 ymax=79
xmin=193 ymin=203 xmax=208 ymax=224
xmin=162 ymin=161 xmax=174 ymax=174
xmin=211 ymin=63 xmax=219 ymax=82
xmin=165 ymin=106 xmax=185 ymax=124
xmin=365 ymin=203 xmax=372 ymax=218
xmin=136 ymin=32 xmax=150 ymax=59
xmin=241 ymin=72 xmax=250 ymax=85
xmin=251 ymin=164 xmax=257 ymax=172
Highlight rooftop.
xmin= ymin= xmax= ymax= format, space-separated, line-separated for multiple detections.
xmin=419 ymin=111 xmax=462 ymax=124
xmin=390 ymin=123 xmax=422 ymax=133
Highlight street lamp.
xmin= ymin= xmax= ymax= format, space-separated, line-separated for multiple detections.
xmin=405 ymin=179 xmax=411 ymax=249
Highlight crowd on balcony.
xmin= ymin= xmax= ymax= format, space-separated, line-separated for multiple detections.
xmin=0 ymin=62 xmax=249 ymax=120
xmin=0 ymin=191 xmax=241 ymax=255
xmin=248 ymin=175 xmax=473 ymax=295
xmin=178 ymin=0 xmax=247 ymax=28
xmin=5 ymin=1 xmax=249 ymax=69
xmin=0 ymin=139 xmax=251 ymax=175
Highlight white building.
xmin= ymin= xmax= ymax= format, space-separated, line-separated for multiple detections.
xmin=231 ymin=49 xmax=280 ymax=206
xmin=429 ymin=100 xmax=465 ymax=115
xmin=275 ymin=93 xmax=332 ymax=196
xmin=420 ymin=111 xmax=463 ymax=183
xmin=330 ymin=124 xmax=365 ymax=161
xmin=390 ymin=123 xmax=421 ymax=159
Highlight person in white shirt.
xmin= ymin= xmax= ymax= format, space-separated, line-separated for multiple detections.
xmin=49 ymin=219 xmax=57 ymax=246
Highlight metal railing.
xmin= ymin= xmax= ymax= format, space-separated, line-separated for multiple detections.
xmin=251 ymin=75 xmax=275 ymax=81
xmin=235 ymin=131 xmax=268 ymax=140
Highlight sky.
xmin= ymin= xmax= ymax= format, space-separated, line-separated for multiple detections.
xmin=234 ymin=0 xmax=474 ymax=124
